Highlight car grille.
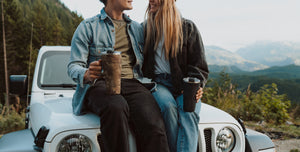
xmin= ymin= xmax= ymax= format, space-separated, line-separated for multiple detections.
xmin=204 ymin=129 xmax=212 ymax=152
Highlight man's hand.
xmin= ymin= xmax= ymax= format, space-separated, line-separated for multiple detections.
xmin=84 ymin=60 xmax=102 ymax=83
xmin=196 ymin=87 xmax=203 ymax=102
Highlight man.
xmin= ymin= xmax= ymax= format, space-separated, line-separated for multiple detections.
xmin=67 ymin=0 xmax=169 ymax=152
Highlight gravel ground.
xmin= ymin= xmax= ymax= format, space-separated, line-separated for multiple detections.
xmin=273 ymin=139 xmax=300 ymax=152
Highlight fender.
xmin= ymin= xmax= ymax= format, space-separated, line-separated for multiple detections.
xmin=245 ymin=129 xmax=275 ymax=152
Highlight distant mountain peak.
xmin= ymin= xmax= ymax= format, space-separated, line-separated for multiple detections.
xmin=236 ymin=41 xmax=300 ymax=67
xmin=205 ymin=46 xmax=268 ymax=71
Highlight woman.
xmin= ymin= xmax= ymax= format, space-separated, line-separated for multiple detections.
xmin=142 ymin=0 xmax=209 ymax=151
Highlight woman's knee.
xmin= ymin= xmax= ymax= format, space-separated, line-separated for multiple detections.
xmin=152 ymin=85 xmax=177 ymax=112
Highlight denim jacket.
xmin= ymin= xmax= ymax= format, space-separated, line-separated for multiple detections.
xmin=68 ymin=8 xmax=144 ymax=115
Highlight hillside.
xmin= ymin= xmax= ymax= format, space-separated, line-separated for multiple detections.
xmin=210 ymin=64 xmax=300 ymax=79
xmin=246 ymin=64 xmax=300 ymax=79
xmin=208 ymin=65 xmax=246 ymax=73
xmin=15 ymin=0 xmax=84 ymax=47
xmin=208 ymin=65 xmax=300 ymax=104
xmin=0 ymin=0 xmax=83 ymax=105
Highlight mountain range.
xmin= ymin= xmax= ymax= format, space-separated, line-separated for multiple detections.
xmin=205 ymin=42 xmax=300 ymax=104
xmin=205 ymin=41 xmax=300 ymax=72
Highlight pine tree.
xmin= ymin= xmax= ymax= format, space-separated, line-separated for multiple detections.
xmin=1 ymin=0 xmax=27 ymax=105
xmin=50 ymin=14 xmax=63 ymax=45
xmin=31 ymin=0 xmax=49 ymax=48
xmin=5 ymin=0 xmax=29 ymax=74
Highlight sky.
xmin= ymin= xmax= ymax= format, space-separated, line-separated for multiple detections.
xmin=60 ymin=0 xmax=300 ymax=52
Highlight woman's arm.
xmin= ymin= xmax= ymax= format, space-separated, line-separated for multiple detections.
xmin=186 ymin=19 xmax=209 ymax=88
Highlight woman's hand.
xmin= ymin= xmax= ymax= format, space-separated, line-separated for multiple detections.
xmin=84 ymin=60 xmax=102 ymax=83
xmin=196 ymin=87 xmax=203 ymax=102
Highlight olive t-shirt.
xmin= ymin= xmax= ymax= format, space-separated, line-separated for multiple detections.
xmin=112 ymin=19 xmax=135 ymax=79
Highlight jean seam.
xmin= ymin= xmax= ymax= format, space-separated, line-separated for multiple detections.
xmin=178 ymin=127 xmax=184 ymax=152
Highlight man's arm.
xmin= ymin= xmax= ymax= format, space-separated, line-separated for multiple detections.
xmin=68 ymin=21 xmax=91 ymax=87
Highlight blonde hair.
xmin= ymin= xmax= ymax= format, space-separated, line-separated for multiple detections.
xmin=144 ymin=0 xmax=183 ymax=59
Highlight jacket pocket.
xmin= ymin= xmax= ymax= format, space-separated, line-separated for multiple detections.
xmin=88 ymin=45 xmax=113 ymax=64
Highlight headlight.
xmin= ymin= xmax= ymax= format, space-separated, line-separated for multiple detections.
xmin=216 ymin=128 xmax=235 ymax=152
xmin=57 ymin=134 xmax=92 ymax=152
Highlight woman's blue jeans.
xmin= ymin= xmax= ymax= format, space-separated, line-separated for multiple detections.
xmin=152 ymin=75 xmax=201 ymax=152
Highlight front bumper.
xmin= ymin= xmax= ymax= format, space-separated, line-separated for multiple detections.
xmin=259 ymin=148 xmax=276 ymax=152
xmin=0 ymin=129 xmax=35 ymax=152
xmin=246 ymin=129 xmax=275 ymax=152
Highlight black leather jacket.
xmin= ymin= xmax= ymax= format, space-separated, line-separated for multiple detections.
xmin=142 ymin=18 xmax=209 ymax=95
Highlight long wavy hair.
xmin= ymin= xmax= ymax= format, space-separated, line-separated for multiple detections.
xmin=144 ymin=0 xmax=183 ymax=59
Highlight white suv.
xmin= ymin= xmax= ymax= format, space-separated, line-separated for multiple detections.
xmin=0 ymin=46 xmax=275 ymax=152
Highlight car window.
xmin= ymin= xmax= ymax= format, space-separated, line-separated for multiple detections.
xmin=38 ymin=51 xmax=76 ymax=90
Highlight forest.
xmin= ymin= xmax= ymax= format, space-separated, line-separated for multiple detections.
xmin=0 ymin=0 xmax=83 ymax=106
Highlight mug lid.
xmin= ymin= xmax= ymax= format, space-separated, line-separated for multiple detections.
xmin=183 ymin=77 xmax=200 ymax=83
xmin=101 ymin=50 xmax=121 ymax=55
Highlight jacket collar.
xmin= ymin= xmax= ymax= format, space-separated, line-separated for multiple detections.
xmin=99 ymin=8 xmax=132 ymax=23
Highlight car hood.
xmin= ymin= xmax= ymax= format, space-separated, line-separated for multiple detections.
xmin=30 ymin=93 xmax=241 ymax=142
xmin=199 ymin=103 xmax=240 ymax=125
xmin=30 ymin=93 xmax=100 ymax=140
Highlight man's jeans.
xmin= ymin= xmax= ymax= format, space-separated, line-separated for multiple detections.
xmin=153 ymin=75 xmax=201 ymax=152
xmin=86 ymin=79 xmax=169 ymax=152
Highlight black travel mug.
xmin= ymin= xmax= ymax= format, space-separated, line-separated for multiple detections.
xmin=183 ymin=77 xmax=201 ymax=112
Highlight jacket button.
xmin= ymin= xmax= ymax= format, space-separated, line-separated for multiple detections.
xmin=112 ymin=30 xmax=114 ymax=32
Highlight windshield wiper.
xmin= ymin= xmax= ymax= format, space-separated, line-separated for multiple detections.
xmin=41 ymin=84 xmax=77 ymax=88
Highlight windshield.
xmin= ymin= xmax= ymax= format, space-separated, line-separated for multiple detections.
xmin=37 ymin=51 xmax=76 ymax=90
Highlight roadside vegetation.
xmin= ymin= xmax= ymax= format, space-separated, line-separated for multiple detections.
xmin=0 ymin=104 xmax=25 ymax=135
xmin=202 ymin=71 xmax=300 ymax=139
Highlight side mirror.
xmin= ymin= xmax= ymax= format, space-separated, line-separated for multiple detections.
xmin=9 ymin=75 xmax=28 ymax=95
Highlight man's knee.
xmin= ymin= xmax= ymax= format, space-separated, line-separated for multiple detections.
xmin=106 ymin=100 xmax=129 ymax=114
xmin=144 ymin=117 xmax=167 ymax=136
xmin=138 ymin=108 xmax=166 ymax=133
